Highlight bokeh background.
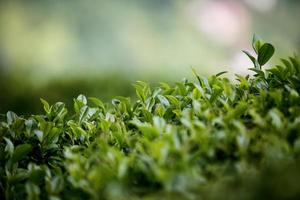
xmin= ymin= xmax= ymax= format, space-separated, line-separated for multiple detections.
xmin=0 ymin=0 xmax=299 ymax=114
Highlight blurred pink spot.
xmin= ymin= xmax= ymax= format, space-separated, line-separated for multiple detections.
xmin=188 ymin=0 xmax=251 ymax=45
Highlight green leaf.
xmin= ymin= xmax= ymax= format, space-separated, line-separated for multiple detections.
xmin=132 ymin=121 xmax=160 ymax=140
xmin=281 ymin=58 xmax=293 ymax=73
xmin=249 ymin=68 xmax=265 ymax=78
xmin=252 ymin=34 xmax=262 ymax=53
xmin=157 ymin=95 xmax=170 ymax=107
xmin=77 ymin=94 xmax=87 ymax=104
xmin=11 ymin=144 xmax=32 ymax=164
xmin=44 ymin=127 xmax=61 ymax=145
xmin=175 ymin=82 xmax=187 ymax=96
xmin=155 ymin=104 xmax=165 ymax=117
xmin=133 ymin=81 xmax=150 ymax=103
xmin=34 ymin=130 xmax=44 ymax=142
xmin=192 ymin=67 xmax=203 ymax=86
xmin=52 ymin=102 xmax=68 ymax=122
xmin=26 ymin=182 xmax=40 ymax=199
xmin=257 ymin=43 xmax=275 ymax=66
xmin=46 ymin=176 xmax=64 ymax=194
xmin=29 ymin=169 xmax=46 ymax=185
xmin=243 ymin=51 xmax=256 ymax=65
xmin=210 ymin=85 xmax=223 ymax=102
xmin=79 ymin=106 xmax=98 ymax=123
xmin=4 ymin=137 xmax=14 ymax=156
xmin=40 ymin=98 xmax=51 ymax=114
xmin=74 ymin=94 xmax=87 ymax=113
xmin=165 ymin=95 xmax=180 ymax=107
xmin=215 ymin=71 xmax=228 ymax=77
xmin=289 ymin=56 xmax=300 ymax=75
xmin=89 ymin=97 xmax=105 ymax=110
xmin=268 ymin=109 xmax=283 ymax=129
xmin=68 ymin=121 xmax=88 ymax=140
xmin=7 ymin=111 xmax=18 ymax=125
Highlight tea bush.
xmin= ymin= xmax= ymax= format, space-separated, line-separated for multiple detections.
xmin=1 ymin=36 xmax=300 ymax=200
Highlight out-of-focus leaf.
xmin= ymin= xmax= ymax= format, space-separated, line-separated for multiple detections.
xmin=11 ymin=144 xmax=32 ymax=164
xmin=29 ymin=169 xmax=46 ymax=185
xmin=89 ymin=97 xmax=105 ymax=110
xmin=4 ymin=137 xmax=14 ymax=156
xmin=74 ymin=94 xmax=87 ymax=113
xmin=7 ymin=111 xmax=18 ymax=125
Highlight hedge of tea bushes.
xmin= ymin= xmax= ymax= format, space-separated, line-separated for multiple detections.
xmin=1 ymin=37 xmax=300 ymax=200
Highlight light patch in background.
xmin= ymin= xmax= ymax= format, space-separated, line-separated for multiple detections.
xmin=0 ymin=1 xmax=217 ymax=78
xmin=0 ymin=0 xmax=299 ymax=81
xmin=0 ymin=3 xmax=75 ymax=73
xmin=229 ymin=51 xmax=254 ymax=76
xmin=243 ymin=0 xmax=277 ymax=12
xmin=188 ymin=0 xmax=251 ymax=46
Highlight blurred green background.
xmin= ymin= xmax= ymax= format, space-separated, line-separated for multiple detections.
xmin=0 ymin=0 xmax=299 ymax=114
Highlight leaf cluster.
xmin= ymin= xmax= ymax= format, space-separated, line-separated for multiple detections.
xmin=1 ymin=37 xmax=300 ymax=200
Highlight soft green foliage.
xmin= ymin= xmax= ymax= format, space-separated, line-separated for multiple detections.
xmin=1 ymin=37 xmax=300 ymax=200
xmin=243 ymin=34 xmax=275 ymax=70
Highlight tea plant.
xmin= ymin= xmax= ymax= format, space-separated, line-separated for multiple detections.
xmin=1 ymin=36 xmax=300 ymax=200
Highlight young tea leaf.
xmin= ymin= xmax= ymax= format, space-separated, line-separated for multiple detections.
xmin=40 ymin=98 xmax=51 ymax=114
xmin=6 ymin=111 xmax=18 ymax=125
xmin=4 ymin=137 xmax=14 ymax=156
xmin=257 ymin=43 xmax=275 ymax=66
xmin=252 ymin=34 xmax=262 ymax=53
